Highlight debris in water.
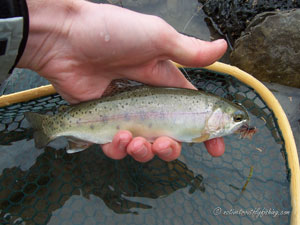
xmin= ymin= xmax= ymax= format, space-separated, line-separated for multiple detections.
xmin=260 ymin=116 xmax=267 ymax=124
xmin=229 ymin=184 xmax=240 ymax=191
xmin=242 ymin=166 xmax=254 ymax=193
xmin=255 ymin=147 xmax=263 ymax=152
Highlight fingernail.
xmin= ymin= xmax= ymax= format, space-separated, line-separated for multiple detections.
xmin=161 ymin=148 xmax=172 ymax=157
xmin=212 ymin=39 xmax=226 ymax=44
xmin=119 ymin=135 xmax=129 ymax=150
xmin=158 ymin=141 xmax=170 ymax=150
xmin=119 ymin=141 xmax=128 ymax=151
xmin=119 ymin=133 xmax=129 ymax=141
xmin=133 ymin=145 xmax=148 ymax=158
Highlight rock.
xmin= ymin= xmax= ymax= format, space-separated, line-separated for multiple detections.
xmin=230 ymin=9 xmax=300 ymax=88
xmin=198 ymin=0 xmax=300 ymax=45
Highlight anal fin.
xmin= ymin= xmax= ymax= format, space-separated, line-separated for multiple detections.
xmin=66 ymin=138 xmax=92 ymax=154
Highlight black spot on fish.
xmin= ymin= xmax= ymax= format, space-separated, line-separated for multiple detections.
xmin=90 ymin=125 xmax=95 ymax=130
xmin=116 ymin=125 xmax=120 ymax=130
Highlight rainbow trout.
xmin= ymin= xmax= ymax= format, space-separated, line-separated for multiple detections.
xmin=25 ymin=86 xmax=249 ymax=153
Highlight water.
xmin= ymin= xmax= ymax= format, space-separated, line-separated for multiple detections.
xmin=0 ymin=115 xmax=291 ymax=224
xmin=0 ymin=0 xmax=298 ymax=224
xmin=263 ymin=83 xmax=300 ymax=152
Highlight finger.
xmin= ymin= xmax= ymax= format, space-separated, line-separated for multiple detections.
xmin=165 ymin=33 xmax=227 ymax=67
xmin=204 ymin=137 xmax=225 ymax=157
xmin=152 ymin=136 xmax=181 ymax=161
xmin=101 ymin=130 xmax=132 ymax=160
xmin=127 ymin=137 xmax=154 ymax=162
xmin=137 ymin=60 xmax=196 ymax=90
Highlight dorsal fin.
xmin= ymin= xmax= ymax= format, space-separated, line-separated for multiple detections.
xmin=101 ymin=79 xmax=145 ymax=97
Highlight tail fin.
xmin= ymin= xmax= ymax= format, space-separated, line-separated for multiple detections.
xmin=24 ymin=112 xmax=51 ymax=148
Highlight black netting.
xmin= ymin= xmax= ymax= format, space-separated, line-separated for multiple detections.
xmin=0 ymin=69 xmax=291 ymax=225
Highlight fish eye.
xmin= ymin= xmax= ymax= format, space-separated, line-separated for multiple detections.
xmin=233 ymin=110 xmax=245 ymax=122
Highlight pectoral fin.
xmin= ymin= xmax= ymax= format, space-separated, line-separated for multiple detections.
xmin=192 ymin=133 xmax=210 ymax=143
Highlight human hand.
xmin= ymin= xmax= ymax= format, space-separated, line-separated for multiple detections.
xmin=18 ymin=0 xmax=227 ymax=162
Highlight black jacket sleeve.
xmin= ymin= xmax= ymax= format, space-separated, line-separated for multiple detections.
xmin=0 ymin=0 xmax=29 ymax=91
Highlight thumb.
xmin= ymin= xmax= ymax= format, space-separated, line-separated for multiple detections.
xmin=166 ymin=33 xmax=227 ymax=67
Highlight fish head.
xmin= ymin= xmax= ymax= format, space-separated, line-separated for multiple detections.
xmin=207 ymin=102 xmax=249 ymax=138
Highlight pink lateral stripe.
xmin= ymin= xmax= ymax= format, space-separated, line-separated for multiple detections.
xmin=76 ymin=110 xmax=211 ymax=124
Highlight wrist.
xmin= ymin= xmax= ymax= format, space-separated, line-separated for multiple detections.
xmin=17 ymin=0 xmax=82 ymax=70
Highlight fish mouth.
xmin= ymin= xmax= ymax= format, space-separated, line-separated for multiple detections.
xmin=235 ymin=124 xmax=258 ymax=139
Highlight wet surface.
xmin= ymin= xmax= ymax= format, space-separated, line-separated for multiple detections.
xmin=0 ymin=70 xmax=292 ymax=225
xmin=264 ymin=83 xmax=300 ymax=157
xmin=0 ymin=0 xmax=298 ymax=224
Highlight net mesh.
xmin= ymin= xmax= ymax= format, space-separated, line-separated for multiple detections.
xmin=0 ymin=68 xmax=291 ymax=225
